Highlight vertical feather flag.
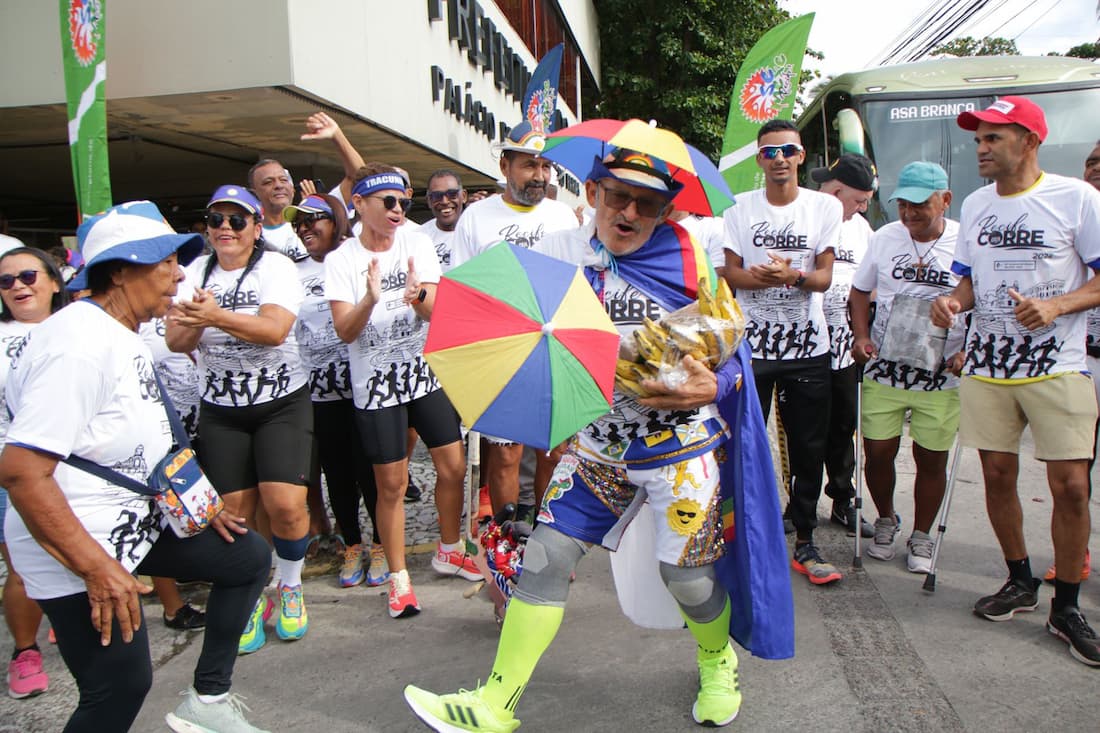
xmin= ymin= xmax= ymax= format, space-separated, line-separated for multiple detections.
xmin=60 ymin=0 xmax=112 ymax=220
xmin=719 ymin=14 xmax=814 ymax=195
xmin=522 ymin=43 xmax=564 ymax=134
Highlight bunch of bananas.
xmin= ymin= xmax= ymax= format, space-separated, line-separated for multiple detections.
xmin=616 ymin=278 xmax=745 ymax=398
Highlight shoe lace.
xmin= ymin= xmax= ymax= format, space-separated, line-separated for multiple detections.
xmin=698 ymin=655 xmax=736 ymax=696
xmin=181 ymin=689 xmax=255 ymax=721
xmin=873 ymin=518 xmax=897 ymax=544
xmin=343 ymin=545 xmax=363 ymax=568
xmin=1065 ymin=609 xmax=1099 ymax=640
xmin=11 ymin=650 xmax=41 ymax=677
xmin=909 ymin=537 xmax=934 ymax=559
xmin=280 ymin=586 xmax=302 ymax=617
xmin=796 ymin=543 xmax=823 ymax=564
xmin=391 ymin=571 xmax=412 ymax=596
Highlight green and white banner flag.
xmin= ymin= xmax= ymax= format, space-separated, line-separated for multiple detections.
xmin=60 ymin=0 xmax=111 ymax=220
xmin=719 ymin=13 xmax=814 ymax=195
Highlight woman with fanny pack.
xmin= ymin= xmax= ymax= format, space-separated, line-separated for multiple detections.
xmin=167 ymin=185 xmax=313 ymax=654
xmin=0 ymin=202 xmax=270 ymax=732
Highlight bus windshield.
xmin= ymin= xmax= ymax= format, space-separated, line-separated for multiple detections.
xmin=861 ymin=87 xmax=1100 ymax=224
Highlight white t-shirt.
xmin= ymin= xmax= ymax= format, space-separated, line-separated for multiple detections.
xmin=183 ymin=250 xmax=307 ymax=407
xmin=723 ymin=188 xmax=842 ymax=360
xmin=263 ymin=222 xmax=308 ymax=262
xmin=853 ymin=219 xmax=965 ymax=391
xmin=953 ymin=173 xmax=1100 ymax=379
xmin=297 ymin=255 xmax=353 ymax=402
xmin=450 ymin=195 xmax=578 ymax=268
xmin=823 ymin=214 xmax=872 ymax=371
xmin=0 ymin=320 xmax=33 ymax=447
xmin=536 ymin=223 xmax=723 ymax=466
xmin=139 ymin=318 xmax=200 ymax=440
xmin=676 ymin=215 xmax=727 ymax=271
xmin=324 ymin=229 xmax=442 ymax=410
xmin=4 ymin=302 xmax=172 ymax=600
xmin=418 ymin=218 xmax=458 ymax=272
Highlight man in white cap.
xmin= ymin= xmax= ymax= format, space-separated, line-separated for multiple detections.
xmin=450 ymin=122 xmax=578 ymax=517
xmin=932 ymin=96 xmax=1100 ymax=666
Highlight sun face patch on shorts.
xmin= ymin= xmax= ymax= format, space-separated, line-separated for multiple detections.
xmin=667 ymin=497 xmax=705 ymax=536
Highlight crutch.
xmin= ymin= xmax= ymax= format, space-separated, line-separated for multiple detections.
xmin=852 ymin=376 xmax=865 ymax=568
xmin=923 ymin=435 xmax=963 ymax=592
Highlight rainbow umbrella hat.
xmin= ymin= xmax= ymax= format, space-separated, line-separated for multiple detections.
xmin=424 ymin=243 xmax=619 ymax=451
xmin=541 ymin=118 xmax=736 ymax=217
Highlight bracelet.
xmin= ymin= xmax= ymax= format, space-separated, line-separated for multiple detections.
xmin=788 ymin=270 xmax=806 ymax=289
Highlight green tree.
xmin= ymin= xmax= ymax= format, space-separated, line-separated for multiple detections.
xmin=933 ymin=36 xmax=1020 ymax=57
xmin=594 ymin=0 xmax=813 ymax=160
xmin=1064 ymin=41 xmax=1100 ymax=59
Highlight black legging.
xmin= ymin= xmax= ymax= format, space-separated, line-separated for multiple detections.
xmin=312 ymin=398 xmax=379 ymax=547
xmin=37 ymin=527 xmax=270 ymax=733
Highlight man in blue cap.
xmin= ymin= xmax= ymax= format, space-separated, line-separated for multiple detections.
xmin=850 ymin=161 xmax=965 ymax=571
xmin=403 ymin=148 xmax=793 ymax=732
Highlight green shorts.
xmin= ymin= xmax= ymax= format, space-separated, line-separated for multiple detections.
xmin=861 ymin=380 xmax=960 ymax=452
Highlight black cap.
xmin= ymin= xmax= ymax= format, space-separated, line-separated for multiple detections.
xmin=810 ymin=153 xmax=878 ymax=192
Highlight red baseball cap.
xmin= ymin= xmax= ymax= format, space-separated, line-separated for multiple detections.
xmin=957 ymin=96 xmax=1048 ymax=142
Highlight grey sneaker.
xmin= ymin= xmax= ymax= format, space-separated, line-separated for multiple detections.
xmin=866 ymin=516 xmax=900 ymax=561
xmin=165 ymin=688 xmax=270 ymax=733
xmin=906 ymin=531 xmax=935 ymax=574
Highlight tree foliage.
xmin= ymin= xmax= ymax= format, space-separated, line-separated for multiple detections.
xmin=933 ymin=36 xmax=1020 ymax=57
xmin=1063 ymin=41 xmax=1100 ymax=59
xmin=594 ymin=0 xmax=804 ymax=160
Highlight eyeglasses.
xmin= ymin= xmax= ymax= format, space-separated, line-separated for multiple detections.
xmin=427 ymin=188 xmax=462 ymax=204
xmin=0 ymin=270 xmax=41 ymax=290
xmin=598 ymin=183 xmax=668 ymax=218
xmin=293 ymin=213 xmax=332 ymax=229
xmin=757 ymin=143 xmax=804 ymax=160
xmin=206 ymin=212 xmax=251 ymax=231
xmin=369 ymin=195 xmax=413 ymax=213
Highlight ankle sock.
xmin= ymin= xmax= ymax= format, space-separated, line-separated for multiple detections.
xmin=197 ymin=691 xmax=228 ymax=704
xmin=1052 ymin=579 xmax=1081 ymax=612
xmin=439 ymin=540 xmax=462 ymax=553
xmin=273 ymin=533 xmax=309 ymax=588
xmin=1006 ymin=557 xmax=1033 ymax=585
xmin=12 ymin=643 xmax=40 ymax=660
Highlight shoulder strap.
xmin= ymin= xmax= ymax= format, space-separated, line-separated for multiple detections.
xmin=153 ymin=370 xmax=191 ymax=450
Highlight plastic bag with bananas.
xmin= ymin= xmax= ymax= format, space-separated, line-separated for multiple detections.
xmin=615 ymin=278 xmax=745 ymax=399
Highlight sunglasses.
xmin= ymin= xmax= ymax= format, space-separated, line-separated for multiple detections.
xmin=293 ymin=213 xmax=332 ymax=229
xmin=369 ymin=195 xmax=413 ymax=213
xmin=206 ymin=212 xmax=251 ymax=231
xmin=598 ymin=183 xmax=668 ymax=218
xmin=758 ymin=143 xmax=804 ymax=160
xmin=0 ymin=270 xmax=41 ymax=290
xmin=427 ymin=188 xmax=462 ymax=204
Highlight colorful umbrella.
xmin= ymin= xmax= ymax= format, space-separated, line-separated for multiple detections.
xmin=541 ymin=118 xmax=736 ymax=217
xmin=424 ymin=243 xmax=620 ymax=451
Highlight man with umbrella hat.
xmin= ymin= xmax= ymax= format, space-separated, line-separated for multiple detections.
xmin=404 ymin=148 xmax=792 ymax=732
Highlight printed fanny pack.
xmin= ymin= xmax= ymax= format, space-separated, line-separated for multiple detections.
xmin=62 ymin=372 xmax=223 ymax=538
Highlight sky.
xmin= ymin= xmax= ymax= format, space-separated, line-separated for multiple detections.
xmin=779 ymin=0 xmax=1100 ymax=79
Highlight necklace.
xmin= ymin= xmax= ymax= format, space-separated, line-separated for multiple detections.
xmin=909 ymin=227 xmax=944 ymax=273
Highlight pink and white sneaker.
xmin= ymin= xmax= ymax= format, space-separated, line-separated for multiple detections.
xmin=431 ymin=543 xmax=482 ymax=582
xmin=8 ymin=648 xmax=48 ymax=699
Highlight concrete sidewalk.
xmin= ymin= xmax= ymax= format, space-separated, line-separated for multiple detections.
xmin=3 ymin=432 xmax=1099 ymax=732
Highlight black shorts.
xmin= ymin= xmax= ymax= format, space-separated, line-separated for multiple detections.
xmin=355 ymin=389 xmax=461 ymax=464
xmin=199 ymin=386 xmax=313 ymax=493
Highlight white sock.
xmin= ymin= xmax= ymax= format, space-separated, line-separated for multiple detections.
xmin=275 ymin=557 xmax=304 ymax=588
xmin=197 ymin=692 xmax=228 ymax=704
xmin=439 ymin=540 xmax=462 ymax=553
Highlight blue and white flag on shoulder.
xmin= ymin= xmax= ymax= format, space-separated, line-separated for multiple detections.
xmin=523 ymin=43 xmax=564 ymax=134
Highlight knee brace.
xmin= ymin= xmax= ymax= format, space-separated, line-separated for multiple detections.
xmin=659 ymin=562 xmax=725 ymax=624
xmin=512 ymin=525 xmax=588 ymax=607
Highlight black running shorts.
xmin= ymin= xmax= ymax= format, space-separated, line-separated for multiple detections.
xmin=354 ymin=388 xmax=461 ymax=464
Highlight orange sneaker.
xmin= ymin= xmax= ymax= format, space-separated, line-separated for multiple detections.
xmin=1044 ymin=549 xmax=1092 ymax=583
xmin=431 ymin=543 xmax=483 ymax=581
xmin=388 ymin=569 xmax=421 ymax=619
xmin=477 ymin=485 xmax=492 ymax=522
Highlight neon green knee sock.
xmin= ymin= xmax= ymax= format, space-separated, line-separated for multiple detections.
xmin=681 ymin=596 xmax=732 ymax=659
xmin=482 ymin=598 xmax=564 ymax=713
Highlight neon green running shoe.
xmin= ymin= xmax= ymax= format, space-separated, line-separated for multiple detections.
xmin=403 ymin=684 xmax=520 ymax=732
xmin=275 ymin=583 xmax=308 ymax=641
xmin=238 ymin=595 xmax=270 ymax=655
xmin=692 ymin=644 xmax=741 ymax=727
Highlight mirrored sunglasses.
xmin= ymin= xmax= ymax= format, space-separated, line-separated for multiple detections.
xmin=369 ymin=195 xmax=413 ymax=213
xmin=427 ymin=188 xmax=462 ymax=204
xmin=0 ymin=270 xmax=41 ymax=289
xmin=206 ymin=212 xmax=251 ymax=231
xmin=758 ymin=143 xmax=804 ymax=160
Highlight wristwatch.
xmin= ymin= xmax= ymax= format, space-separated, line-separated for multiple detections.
xmin=792 ymin=271 xmax=807 ymax=289
xmin=416 ymin=287 xmax=427 ymax=303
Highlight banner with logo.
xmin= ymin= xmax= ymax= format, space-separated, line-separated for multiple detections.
xmin=719 ymin=14 xmax=814 ymax=194
xmin=60 ymin=0 xmax=112 ymax=220
xmin=522 ymin=43 xmax=564 ymax=134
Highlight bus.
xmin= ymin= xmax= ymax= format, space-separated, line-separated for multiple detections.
xmin=796 ymin=55 xmax=1100 ymax=226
